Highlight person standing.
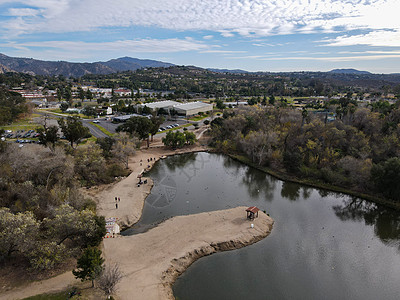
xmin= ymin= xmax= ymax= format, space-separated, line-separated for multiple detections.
xmin=116 ymin=203 xmax=118 ymax=209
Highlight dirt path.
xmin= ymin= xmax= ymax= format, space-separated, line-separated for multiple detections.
xmin=0 ymin=272 xmax=76 ymax=300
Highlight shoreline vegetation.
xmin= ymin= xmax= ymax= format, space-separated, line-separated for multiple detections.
xmin=227 ymin=153 xmax=400 ymax=211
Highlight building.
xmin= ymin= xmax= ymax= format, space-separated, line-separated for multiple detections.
xmin=173 ymin=101 xmax=213 ymax=116
xmin=112 ymin=113 xmax=150 ymax=122
xmin=140 ymin=100 xmax=181 ymax=112
xmin=105 ymin=217 xmax=120 ymax=238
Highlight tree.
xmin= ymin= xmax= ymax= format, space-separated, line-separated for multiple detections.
xmin=78 ymin=87 xmax=85 ymax=100
xmin=371 ymin=157 xmax=400 ymax=201
xmin=64 ymin=87 xmax=72 ymax=104
xmin=96 ymin=136 xmax=115 ymax=158
xmin=162 ymin=130 xmax=186 ymax=149
xmin=82 ymin=105 xmax=97 ymax=117
xmin=60 ymin=102 xmax=69 ymax=112
xmin=184 ymin=131 xmax=197 ymax=145
xmin=149 ymin=114 xmax=165 ymax=142
xmin=216 ymin=98 xmax=225 ymax=109
xmin=86 ymin=89 xmax=93 ymax=100
xmin=116 ymin=116 xmax=153 ymax=147
xmin=97 ymin=264 xmax=123 ymax=298
xmin=73 ymin=247 xmax=104 ymax=287
xmin=74 ymin=142 xmax=108 ymax=185
xmin=0 ymin=87 xmax=27 ymax=125
xmin=46 ymin=204 xmax=106 ymax=248
xmin=58 ymin=116 xmax=91 ymax=148
xmin=0 ymin=208 xmax=39 ymax=261
xmin=111 ymin=133 xmax=137 ymax=168
xmin=37 ymin=125 xmax=59 ymax=151
xmin=269 ymin=95 xmax=275 ymax=105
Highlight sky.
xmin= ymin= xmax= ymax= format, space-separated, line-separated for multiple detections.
xmin=0 ymin=0 xmax=400 ymax=73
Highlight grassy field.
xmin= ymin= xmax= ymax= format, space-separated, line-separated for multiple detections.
xmin=0 ymin=114 xmax=42 ymax=132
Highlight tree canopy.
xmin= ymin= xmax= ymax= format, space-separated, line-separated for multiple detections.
xmin=58 ymin=116 xmax=91 ymax=148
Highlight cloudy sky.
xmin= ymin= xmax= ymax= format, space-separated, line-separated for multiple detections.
xmin=0 ymin=0 xmax=399 ymax=73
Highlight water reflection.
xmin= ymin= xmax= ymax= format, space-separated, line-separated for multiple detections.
xmin=280 ymin=182 xmax=301 ymax=201
xmin=333 ymin=198 xmax=400 ymax=249
xmin=164 ymin=152 xmax=198 ymax=173
xmin=241 ymin=167 xmax=276 ymax=201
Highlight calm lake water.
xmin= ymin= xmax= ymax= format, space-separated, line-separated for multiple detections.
xmin=124 ymin=152 xmax=400 ymax=300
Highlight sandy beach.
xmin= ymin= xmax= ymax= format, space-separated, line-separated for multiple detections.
xmin=103 ymin=206 xmax=274 ymax=300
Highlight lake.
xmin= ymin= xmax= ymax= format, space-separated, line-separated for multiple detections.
xmin=124 ymin=152 xmax=400 ymax=300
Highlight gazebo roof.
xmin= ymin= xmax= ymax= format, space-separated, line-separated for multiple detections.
xmin=246 ymin=206 xmax=260 ymax=214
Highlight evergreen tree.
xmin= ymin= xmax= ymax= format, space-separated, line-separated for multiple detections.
xmin=73 ymin=247 xmax=104 ymax=287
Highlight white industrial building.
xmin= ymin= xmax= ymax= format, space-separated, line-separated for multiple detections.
xmin=140 ymin=100 xmax=181 ymax=112
xmin=173 ymin=102 xmax=213 ymax=116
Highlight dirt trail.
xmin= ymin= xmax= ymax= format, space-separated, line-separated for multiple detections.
xmin=0 ymin=272 xmax=76 ymax=300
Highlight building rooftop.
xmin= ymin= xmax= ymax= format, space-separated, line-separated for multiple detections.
xmin=141 ymin=100 xmax=180 ymax=109
xmin=246 ymin=206 xmax=260 ymax=214
xmin=174 ymin=101 xmax=213 ymax=111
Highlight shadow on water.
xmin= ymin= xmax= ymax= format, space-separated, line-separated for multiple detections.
xmin=333 ymin=197 xmax=400 ymax=250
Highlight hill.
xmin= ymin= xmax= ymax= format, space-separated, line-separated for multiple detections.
xmin=0 ymin=53 xmax=174 ymax=77
xmin=329 ymin=68 xmax=371 ymax=75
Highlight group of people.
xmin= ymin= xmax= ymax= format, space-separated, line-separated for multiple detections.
xmin=115 ymin=196 xmax=120 ymax=209
xmin=138 ymin=178 xmax=148 ymax=187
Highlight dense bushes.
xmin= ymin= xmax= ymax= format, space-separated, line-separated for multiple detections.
xmin=0 ymin=144 xmax=106 ymax=270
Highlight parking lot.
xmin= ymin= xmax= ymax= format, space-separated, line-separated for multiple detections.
xmin=2 ymin=129 xmax=41 ymax=143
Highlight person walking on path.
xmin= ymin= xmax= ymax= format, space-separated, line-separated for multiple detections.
xmin=116 ymin=203 xmax=118 ymax=209
xmin=118 ymin=197 xmax=120 ymax=202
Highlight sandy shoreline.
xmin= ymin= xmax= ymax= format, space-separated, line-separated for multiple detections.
xmin=103 ymin=207 xmax=274 ymax=300
xmin=85 ymin=144 xmax=209 ymax=229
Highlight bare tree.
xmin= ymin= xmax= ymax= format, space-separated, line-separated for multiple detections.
xmin=97 ymin=263 xmax=123 ymax=298
xmin=111 ymin=133 xmax=137 ymax=169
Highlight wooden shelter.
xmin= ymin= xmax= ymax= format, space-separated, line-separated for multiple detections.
xmin=246 ymin=206 xmax=260 ymax=220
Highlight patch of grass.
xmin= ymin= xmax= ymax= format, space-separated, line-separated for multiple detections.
xmin=189 ymin=115 xmax=207 ymax=121
xmin=0 ymin=114 xmax=42 ymax=132
xmin=79 ymin=136 xmax=97 ymax=145
xmin=89 ymin=122 xmax=113 ymax=136
xmin=22 ymin=290 xmax=71 ymax=300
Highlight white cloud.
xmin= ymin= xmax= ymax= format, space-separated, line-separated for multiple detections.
xmin=2 ymin=0 xmax=399 ymax=40
xmin=7 ymin=8 xmax=39 ymax=17
xmin=323 ymin=30 xmax=400 ymax=47
xmin=0 ymin=38 xmax=209 ymax=54
xmin=203 ymin=35 xmax=213 ymax=40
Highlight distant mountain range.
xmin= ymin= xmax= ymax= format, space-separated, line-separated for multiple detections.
xmin=0 ymin=53 xmax=174 ymax=77
xmin=0 ymin=53 xmax=380 ymax=78
xmin=328 ymin=68 xmax=371 ymax=75
xmin=207 ymin=68 xmax=249 ymax=74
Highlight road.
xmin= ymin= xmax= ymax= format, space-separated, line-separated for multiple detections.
xmin=34 ymin=110 xmax=211 ymax=139
xmin=35 ymin=110 xmax=108 ymax=139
